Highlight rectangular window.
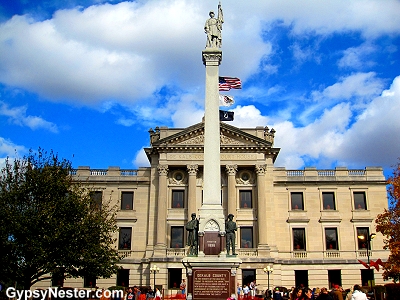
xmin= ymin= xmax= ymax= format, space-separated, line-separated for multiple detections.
xmin=170 ymin=226 xmax=184 ymax=248
xmin=354 ymin=191 xmax=367 ymax=210
xmin=51 ymin=268 xmax=65 ymax=287
xmin=168 ymin=269 xmax=182 ymax=289
xmin=90 ymin=191 xmax=102 ymax=210
xmin=84 ymin=275 xmax=96 ymax=288
xmin=117 ymin=269 xmax=129 ymax=288
xmin=325 ymin=228 xmax=339 ymax=250
xmin=121 ymin=192 xmax=134 ymax=210
xmin=295 ymin=270 xmax=308 ymax=289
xmin=119 ymin=227 xmax=132 ymax=250
xmin=240 ymin=227 xmax=253 ymax=248
xmin=361 ymin=269 xmax=374 ymax=287
xmin=172 ymin=190 xmax=184 ymax=208
xmin=239 ymin=190 xmax=252 ymax=208
xmin=293 ymin=228 xmax=306 ymax=250
xmin=291 ymin=192 xmax=304 ymax=210
xmin=357 ymin=227 xmax=370 ymax=249
xmin=242 ymin=269 xmax=256 ymax=287
xmin=322 ymin=192 xmax=336 ymax=210
xmin=328 ymin=270 xmax=342 ymax=289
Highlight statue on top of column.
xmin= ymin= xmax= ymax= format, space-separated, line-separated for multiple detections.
xmin=204 ymin=2 xmax=223 ymax=48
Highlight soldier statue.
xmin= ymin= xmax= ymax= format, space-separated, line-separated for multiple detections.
xmin=186 ymin=213 xmax=199 ymax=256
xmin=226 ymin=214 xmax=237 ymax=255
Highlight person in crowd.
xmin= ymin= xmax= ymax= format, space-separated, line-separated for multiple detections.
xmin=243 ymin=285 xmax=250 ymax=298
xmin=289 ymin=288 xmax=298 ymax=300
xmin=350 ymin=285 xmax=367 ymax=300
xmin=146 ymin=287 xmax=154 ymax=299
xmin=237 ymin=282 xmax=242 ymax=299
xmin=273 ymin=287 xmax=282 ymax=300
xmin=302 ymin=288 xmax=313 ymax=300
xmin=316 ymin=288 xmax=333 ymax=300
xmin=134 ymin=287 xmax=141 ymax=300
xmin=313 ymin=287 xmax=320 ymax=299
xmin=155 ymin=288 xmax=162 ymax=300
xmin=126 ymin=288 xmax=135 ymax=300
xmin=331 ymin=285 xmax=343 ymax=300
xmin=250 ymin=280 xmax=256 ymax=297
xmin=180 ymin=279 xmax=186 ymax=295
xmin=294 ymin=288 xmax=304 ymax=300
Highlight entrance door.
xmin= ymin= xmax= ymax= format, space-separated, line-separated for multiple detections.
xmin=295 ymin=270 xmax=308 ymax=288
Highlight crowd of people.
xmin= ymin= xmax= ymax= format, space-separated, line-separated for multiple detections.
xmin=234 ymin=283 xmax=370 ymax=300
xmin=114 ymin=281 xmax=369 ymax=300
xmin=120 ymin=279 xmax=186 ymax=300
xmin=274 ymin=284 xmax=369 ymax=300
xmin=123 ymin=286 xmax=162 ymax=300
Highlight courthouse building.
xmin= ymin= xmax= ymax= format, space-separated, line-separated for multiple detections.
xmin=55 ymin=121 xmax=389 ymax=294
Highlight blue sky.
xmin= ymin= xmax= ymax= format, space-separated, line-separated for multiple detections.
xmin=0 ymin=0 xmax=400 ymax=178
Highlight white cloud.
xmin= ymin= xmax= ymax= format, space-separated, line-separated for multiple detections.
xmin=0 ymin=101 xmax=59 ymax=132
xmin=1 ymin=0 xmax=399 ymax=108
xmin=332 ymin=75 xmax=400 ymax=167
xmin=230 ymin=105 xmax=269 ymax=128
xmin=230 ymin=76 xmax=400 ymax=170
xmin=301 ymin=72 xmax=385 ymax=124
xmin=133 ymin=147 xmax=150 ymax=169
xmin=273 ymin=103 xmax=352 ymax=168
xmin=312 ymin=72 xmax=384 ymax=102
xmin=0 ymin=137 xmax=27 ymax=169
xmin=338 ymin=43 xmax=377 ymax=69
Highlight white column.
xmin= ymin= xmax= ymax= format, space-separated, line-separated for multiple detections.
xmin=156 ymin=164 xmax=168 ymax=248
xmin=226 ymin=164 xmax=238 ymax=216
xmin=202 ymin=49 xmax=222 ymax=206
xmin=187 ymin=164 xmax=198 ymax=217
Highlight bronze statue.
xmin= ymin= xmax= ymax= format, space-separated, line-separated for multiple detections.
xmin=186 ymin=213 xmax=199 ymax=255
xmin=226 ymin=213 xmax=237 ymax=255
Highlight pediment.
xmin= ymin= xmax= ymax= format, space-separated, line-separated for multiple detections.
xmin=152 ymin=122 xmax=273 ymax=148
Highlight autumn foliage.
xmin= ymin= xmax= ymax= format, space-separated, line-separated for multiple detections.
xmin=375 ymin=160 xmax=400 ymax=282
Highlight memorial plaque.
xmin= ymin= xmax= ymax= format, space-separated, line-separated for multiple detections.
xmin=193 ymin=269 xmax=230 ymax=300
xmin=203 ymin=232 xmax=220 ymax=255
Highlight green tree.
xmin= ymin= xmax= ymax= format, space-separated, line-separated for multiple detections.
xmin=376 ymin=160 xmax=400 ymax=283
xmin=0 ymin=149 xmax=120 ymax=289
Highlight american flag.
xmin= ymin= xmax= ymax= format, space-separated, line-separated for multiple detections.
xmin=219 ymin=76 xmax=242 ymax=91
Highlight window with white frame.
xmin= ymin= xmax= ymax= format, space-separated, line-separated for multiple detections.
xmin=240 ymin=227 xmax=253 ymax=248
xmin=293 ymin=228 xmax=306 ymax=250
xmin=121 ymin=191 xmax=134 ymax=210
xmin=119 ymin=227 xmax=132 ymax=250
xmin=170 ymin=226 xmax=184 ymax=248
xmin=239 ymin=190 xmax=252 ymax=208
xmin=325 ymin=228 xmax=339 ymax=250
xmin=172 ymin=190 xmax=184 ymax=208
xmin=322 ymin=192 xmax=336 ymax=210
xmin=354 ymin=191 xmax=367 ymax=210
xmin=291 ymin=192 xmax=304 ymax=210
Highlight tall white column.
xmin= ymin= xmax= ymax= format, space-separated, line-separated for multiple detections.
xmin=155 ymin=164 xmax=168 ymax=253
xmin=187 ymin=164 xmax=198 ymax=217
xmin=226 ymin=164 xmax=238 ymax=216
xmin=202 ymin=49 xmax=222 ymax=206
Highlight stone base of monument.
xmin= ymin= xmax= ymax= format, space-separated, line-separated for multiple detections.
xmin=182 ymin=256 xmax=242 ymax=300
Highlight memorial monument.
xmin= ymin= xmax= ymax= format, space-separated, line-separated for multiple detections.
xmin=182 ymin=3 xmax=242 ymax=300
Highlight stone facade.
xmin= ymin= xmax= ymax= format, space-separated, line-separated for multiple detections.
xmin=37 ymin=121 xmax=389 ymax=295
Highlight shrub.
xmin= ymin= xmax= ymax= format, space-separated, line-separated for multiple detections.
xmin=384 ymin=283 xmax=400 ymax=300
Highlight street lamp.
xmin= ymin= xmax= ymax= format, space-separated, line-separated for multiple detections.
xmin=263 ymin=266 xmax=273 ymax=299
xmin=358 ymin=233 xmax=376 ymax=264
xmin=358 ymin=233 xmax=376 ymax=292
xmin=150 ymin=265 xmax=160 ymax=289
